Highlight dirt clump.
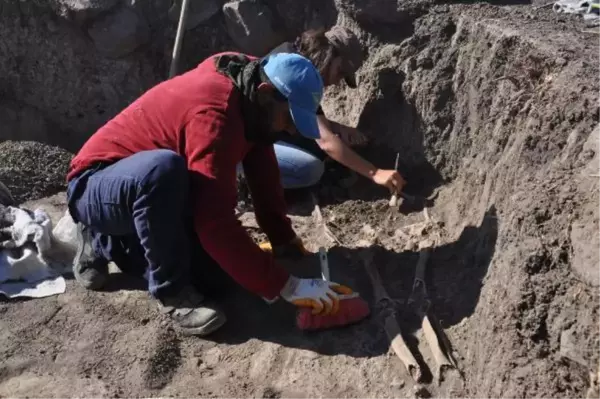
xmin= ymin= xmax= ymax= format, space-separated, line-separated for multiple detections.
xmin=0 ymin=141 xmax=73 ymax=204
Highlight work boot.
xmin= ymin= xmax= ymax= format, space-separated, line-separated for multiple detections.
xmin=73 ymin=223 xmax=109 ymax=290
xmin=157 ymin=285 xmax=227 ymax=336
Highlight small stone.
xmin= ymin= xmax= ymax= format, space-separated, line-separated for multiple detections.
xmin=355 ymin=239 xmax=372 ymax=248
xmin=202 ymin=347 xmax=222 ymax=367
xmin=361 ymin=224 xmax=376 ymax=236
xmin=390 ymin=378 xmax=405 ymax=389
xmin=555 ymin=57 xmax=568 ymax=67
xmin=560 ymin=328 xmax=587 ymax=366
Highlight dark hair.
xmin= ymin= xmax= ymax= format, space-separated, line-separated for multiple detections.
xmin=258 ymin=67 xmax=288 ymax=102
xmin=293 ymin=28 xmax=337 ymax=77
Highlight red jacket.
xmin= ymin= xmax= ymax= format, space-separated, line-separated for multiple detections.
xmin=68 ymin=53 xmax=294 ymax=299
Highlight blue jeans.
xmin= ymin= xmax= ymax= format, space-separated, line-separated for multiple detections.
xmin=270 ymin=142 xmax=325 ymax=189
xmin=66 ymin=149 xmax=225 ymax=299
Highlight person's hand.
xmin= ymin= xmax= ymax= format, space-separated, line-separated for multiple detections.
xmin=280 ymin=276 xmax=354 ymax=315
xmin=259 ymin=237 xmax=311 ymax=259
xmin=372 ymin=169 xmax=406 ymax=194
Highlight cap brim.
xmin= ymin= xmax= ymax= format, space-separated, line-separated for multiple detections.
xmin=345 ymin=74 xmax=357 ymax=88
xmin=289 ymin=103 xmax=320 ymax=139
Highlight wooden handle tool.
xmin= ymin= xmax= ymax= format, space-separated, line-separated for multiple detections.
xmin=389 ymin=153 xmax=400 ymax=207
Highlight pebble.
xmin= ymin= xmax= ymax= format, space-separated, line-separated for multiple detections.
xmin=555 ymin=57 xmax=568 ymax=67
xmin=390 ymin=378 xmax=405 ymax=389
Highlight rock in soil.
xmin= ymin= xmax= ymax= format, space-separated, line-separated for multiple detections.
xmin=222 ymin=0 xmax=284 ymax=55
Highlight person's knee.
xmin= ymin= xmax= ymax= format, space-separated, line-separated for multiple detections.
xmin=298 ymin=158 xmax=324 ymax=188
xmin=142 ymin=150 xmax=187 ymax=188
xmin=150 ymin=149 xmax=186 ymax=177
xmin=275 ymin=144 xmax=325 ymax=189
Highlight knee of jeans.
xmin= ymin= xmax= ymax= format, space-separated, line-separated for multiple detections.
xmin=300 ymin=158 xmax=324 ymax=187
xmin=146 ymin=150 xmax=187 ymax=186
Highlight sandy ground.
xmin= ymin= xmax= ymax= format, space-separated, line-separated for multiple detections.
xmin=0 ymin=2 xmax=598 ymax=398
xmin=0 ymin=192 xmax=464 ymax=398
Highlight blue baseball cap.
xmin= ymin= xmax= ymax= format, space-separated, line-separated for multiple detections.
xmin=261 ymin=53 xmax=324 ymax=139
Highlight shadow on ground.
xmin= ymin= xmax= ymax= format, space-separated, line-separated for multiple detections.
xmin=22 ymin=205 xmax=497 ymax=369
xmin=203 ymin=206 xmax=498 ymax=361
xmin=283 ymin=151 xmax=444 ymax=218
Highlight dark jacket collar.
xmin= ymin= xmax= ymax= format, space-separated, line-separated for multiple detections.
xmin=214 ymin=54 xmax=269 ymax=143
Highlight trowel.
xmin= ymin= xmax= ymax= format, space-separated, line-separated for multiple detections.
xmin=388 ymin=153 xmax=437 ymax=210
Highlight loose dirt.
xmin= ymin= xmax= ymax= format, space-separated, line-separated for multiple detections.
xmin=0 ymin=2 xmax=598 ymax=399
xmin=0 ymin=141 xmax=73 ymax=204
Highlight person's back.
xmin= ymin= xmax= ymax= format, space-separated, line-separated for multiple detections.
xmin=65 ymin=52 xmax=359 ymax=338
xmin=68 ymin=52 xmax=246 ymax=181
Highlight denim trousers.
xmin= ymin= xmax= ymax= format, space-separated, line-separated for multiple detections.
xmin=244 ymin=141 xmax=324 ymax=189
xmin=66 ymin=149 xmax=227 ymax=299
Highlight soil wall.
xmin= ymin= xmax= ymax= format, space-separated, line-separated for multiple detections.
xmin=0 ymin=0 xmax=335 ymax=150
xmin=0 ymin=0 xmax=598 ymax=398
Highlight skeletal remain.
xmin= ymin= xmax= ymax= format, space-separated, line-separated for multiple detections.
xmin=411 ymin=247 xmax=458 ymax=385
xmin=361 ymin=250 xmax=421 ymax=381
xmin=366 ymin=203 xmax=455 ymax=383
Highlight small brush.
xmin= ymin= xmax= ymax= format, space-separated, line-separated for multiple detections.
xmin=389 ymin=153 xmax=400 ymax=207
xmin=296 ymin=247 xmax=369 ymax=331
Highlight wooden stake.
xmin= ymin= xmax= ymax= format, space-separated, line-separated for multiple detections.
xmin=412 ymin=247 xmax=457 ymax=385
xmin=422 ymin=314 xmax=452 ymax=384
xmin=386 ymin=314 xmax=422 ymax=381
xmin=361 ymin=251 xmax=421 ymax=381
xmin=169 ymin=0 xmax=190 ymax=78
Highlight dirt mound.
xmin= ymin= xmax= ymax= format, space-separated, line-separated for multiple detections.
xmin=0 ymin=1 xmax=598 ymax=399
xmin=0 ymin=141 xmax=73 ymax=204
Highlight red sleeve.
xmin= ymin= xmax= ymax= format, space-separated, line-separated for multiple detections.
xmin=185 ymin=112 xmax=289 ymax=299
xmin=242 ymin=144 xmax=296 ymax=246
